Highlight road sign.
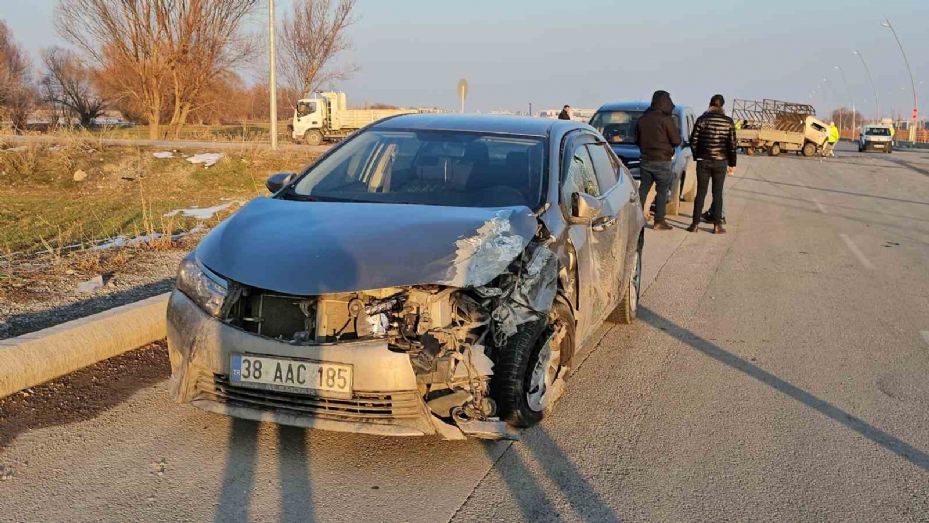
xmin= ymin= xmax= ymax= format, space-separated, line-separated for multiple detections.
xmin=457 ymin=79 xmax=468 ymax=113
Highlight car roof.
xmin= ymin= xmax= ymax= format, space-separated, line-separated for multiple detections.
xmin=595 ymin=101 xmax=690 ymax=113
xmin=371 ymin=113 xmax=581 ymax=137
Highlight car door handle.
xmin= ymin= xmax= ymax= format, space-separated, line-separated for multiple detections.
xmin=592 ymin=216 xmax=617 ymax=231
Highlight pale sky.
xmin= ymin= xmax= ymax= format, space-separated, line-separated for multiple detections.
xmin=2 ymin=0 xmax=927 ymax=119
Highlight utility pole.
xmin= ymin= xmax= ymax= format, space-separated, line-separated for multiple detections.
xmin=882 ymin=18 xmax=918 ymax=144
xmin=269 ymin=0 xmax=278 ymax=150
xmin=854 ymin=50 xmax=880 ymax=120
xmin=834 ymin=65 xmax=855 ymax=137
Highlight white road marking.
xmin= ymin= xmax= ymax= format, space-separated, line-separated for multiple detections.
xmin=812 ymin=198 xmax=828 ymax=214
xmin=839 ymin=233 xmax=874 ymax=270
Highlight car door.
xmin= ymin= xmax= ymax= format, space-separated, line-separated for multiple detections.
xmin=585 ymin=141 xmax=628 ymax=309
xmin=560 ymin=134 xmax=621 ymax=339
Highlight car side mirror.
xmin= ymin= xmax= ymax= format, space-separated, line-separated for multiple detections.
xmin=266 ymin=172 xmax=296 ymax=193
xmin=570 ymin=192 xmax=602 ymax=224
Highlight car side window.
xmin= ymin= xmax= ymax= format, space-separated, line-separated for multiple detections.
xmin=586 ymin=143 xmax=618 ymax=192
xmin=563 ymin=145 xmax=599 ymax=199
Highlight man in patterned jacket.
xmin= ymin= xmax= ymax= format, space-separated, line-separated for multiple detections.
xmin=687 ymin=94 xmax=737 ymax=234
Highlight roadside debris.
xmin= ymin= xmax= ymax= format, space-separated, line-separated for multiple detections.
xmin=163 ymin=201 xmax=242 ymax=220
xmin=186 ymin=152 xmax=223 ymax=168
xmin=72 ymin=169 xmax=88 ymax=182
xmin=152 ymin=151 xmax=175 ymax=159
xmin=76 ymin=274 xmax=106 ymax=294
xmin=0 ymin=465 xmax=15 ymax=481
xmin=1 ymin=146 xmax=27 ymax=153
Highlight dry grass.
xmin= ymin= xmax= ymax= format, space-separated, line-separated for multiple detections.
xmin=0 ymin=140 xmax=320 ymax=259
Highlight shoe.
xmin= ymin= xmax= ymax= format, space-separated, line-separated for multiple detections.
xmin=653 ymin=220 xmax=673 ymax=231
xmin=713 ymin=224 xmax=727 ymax=234
xmin=702 ymin=211 xmax=727 ymax=225
xmin=686 ymin=223 xmax=699 ymax=232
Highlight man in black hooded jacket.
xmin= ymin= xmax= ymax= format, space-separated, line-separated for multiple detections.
xmin=635 ymin=90 xmax=681 ymax=230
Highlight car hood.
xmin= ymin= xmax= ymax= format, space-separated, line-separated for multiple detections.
xmin=195 ymin=197 xmax=537 ymax=295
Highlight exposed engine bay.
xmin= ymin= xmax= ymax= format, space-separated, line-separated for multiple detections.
xmin=211 ymin=241 xmax=564 ymax=439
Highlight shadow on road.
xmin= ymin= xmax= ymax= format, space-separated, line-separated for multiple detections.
xmin=481 ymin=428 xmax=621 ymax=522
xmin=884 ymin=156 xmax=929 ymax=179
xmin=277 ymin=426 xmax=314 ymax=522
xmin=215 ymin=418 xmax=260 ymax=523
xmin=638 ymin=306 xmax=929 ymax=473
xmin=0 ymin=341 xmax=170 ymax=449
xmin=214 ymin=421 xmax=316 ymax=522
xmin=731 ymin=187 xmax=929 ymax=226
xmin=739 ymin=177 xmax=929 ymax=207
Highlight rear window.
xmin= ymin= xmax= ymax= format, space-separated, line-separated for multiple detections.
xmin=590 ymin=110 xmax=680 ymax=145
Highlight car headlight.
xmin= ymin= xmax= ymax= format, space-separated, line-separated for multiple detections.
xmin=176 ymin=254 xmax=227 ymax=317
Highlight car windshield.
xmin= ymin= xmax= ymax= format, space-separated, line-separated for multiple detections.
xmin=865 ymin=127 xmax=891 ymax=136
xmin=296 ymin=101 xmax=316 ymax=117
xmin=589 ymin=110 xmax=680 ymax=145
xmin=289 ymin=130 xmax=546 ymax=208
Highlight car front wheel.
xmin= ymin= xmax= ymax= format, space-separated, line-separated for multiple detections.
xmin=492 ymin=299 xmax=575 ymax=427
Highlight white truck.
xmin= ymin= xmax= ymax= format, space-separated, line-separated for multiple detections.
xmin=290 ymin=92 xmax=418 ymax=145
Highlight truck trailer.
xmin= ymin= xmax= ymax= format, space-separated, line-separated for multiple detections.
xmin=732 ymin=99 xmax=830 ymax=157
xmin=291 ymin=92 xmax=418 ymax=145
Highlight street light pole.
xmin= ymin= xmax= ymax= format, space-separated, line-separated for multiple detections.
xmin=882 ymin=17 xmax=919 ymax=144
xmin=834 ymin=65 xmax=855 ymax=136
xmin=268 ymin=0 xmax=278 ymax=151
xmin=854 ymin=50 xmax=880 ymax=120
xmin=822 ymin=77 xmax=841 ymax=131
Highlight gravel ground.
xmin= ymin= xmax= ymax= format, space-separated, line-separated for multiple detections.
xmin=0 ymin=341 xmax=170 ymax=450
xmin=0 ymin=246 xmax=189 ymax=340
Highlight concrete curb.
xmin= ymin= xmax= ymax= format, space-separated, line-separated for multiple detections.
xmin=0 ymin=292 xmax=170 ymax=399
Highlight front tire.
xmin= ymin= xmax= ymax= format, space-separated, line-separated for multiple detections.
xmin=491 ymin=299 xmax=575 ymax=427
xmin=769 ymin=143 xmax=781 ymax=156
xmin=303 ymin=130 xmax=323 ymax=146
xmin=802 ymin=142 xmax=816 ymax=157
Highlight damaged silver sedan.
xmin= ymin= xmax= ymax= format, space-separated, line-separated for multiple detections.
xmin=168 ymin=114 xmax=645 ymax=439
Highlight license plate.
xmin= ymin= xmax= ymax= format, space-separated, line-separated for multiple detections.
xmin=230 ymin=354 xmax=352 ymax=395
xmin=873 ymin=144 xmax=884 ymax=148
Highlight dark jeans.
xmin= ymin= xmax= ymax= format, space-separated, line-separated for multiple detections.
xmin=693 ymin=159 xmax=727 ymax=225
xmin=639 ymin=160 xmax=672 ymax=222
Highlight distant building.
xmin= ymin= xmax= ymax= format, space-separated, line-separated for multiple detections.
xmin=539 ymin=108 xmax=596 ymax=123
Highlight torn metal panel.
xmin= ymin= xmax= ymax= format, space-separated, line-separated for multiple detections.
xmin=447 ymin=209 xmax=532 ymax=288
xmin=195 ymin=198 xmax=536 ymax=296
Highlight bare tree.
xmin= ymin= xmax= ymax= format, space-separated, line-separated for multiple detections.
xmin=56 ymin=0 xmax=258 ymax=139
xmin=40 ymin=47 xmax=107 ymax=128
xmin=280 ymin=0 xmax=357 ymax=98
xmin=161 ymin=0 xmax=259 ymax=137
xmin=0 ymin=20 xmax=36 ymax=132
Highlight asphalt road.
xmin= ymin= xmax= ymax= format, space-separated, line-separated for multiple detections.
xmin=1 ymin=133 xmax=331 ymax=154
xmin=2 ymin=143 xmax=928 ymax=522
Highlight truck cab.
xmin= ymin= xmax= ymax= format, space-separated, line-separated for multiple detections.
xmin=589 ymin=101 xmax=698 ymax=216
